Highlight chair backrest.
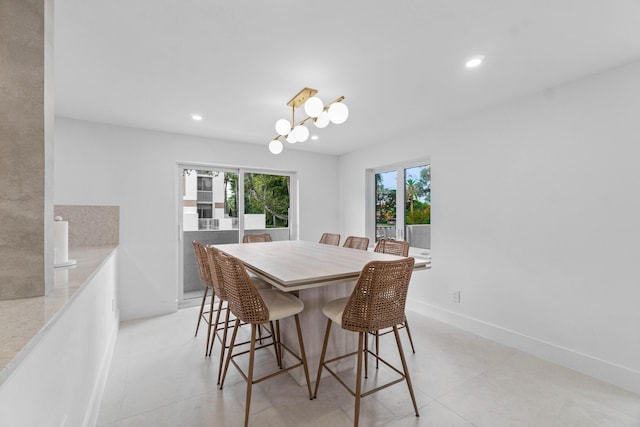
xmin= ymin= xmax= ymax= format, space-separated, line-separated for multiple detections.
xmin=342 ymin=257 xmax=415 ymax=332
xmin=243 ymin=233 xmax=273 ymax=243
xmin=319 ymin=233 xmax=341 ymax=246
xmin=374 ymin=239 xmax=410 ymax=257
xmin=212 ymin=250 xmax=269 ymax=324
xmin=343 ymin=236 xmax=369 ymax=251
xmin=204 ymin=246 xmax=226 ymax=300
xmin=192 ymin=241 xmax=213 ymax=288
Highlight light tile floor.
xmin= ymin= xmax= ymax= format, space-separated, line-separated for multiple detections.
xmin=97 ymin=306 xmax=640 ymax=426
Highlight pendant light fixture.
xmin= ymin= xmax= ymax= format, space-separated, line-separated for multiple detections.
xmin=269 ymin=87 xmax=348 ymax=154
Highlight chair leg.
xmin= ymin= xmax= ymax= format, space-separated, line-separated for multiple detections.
xmin=204 ymin=289 xmax=216 ymax=356
xmin=354 ymin=331 xmax=364 ymax=427
xmin=313 ymin=319 xmax=333 ymax=398
xmin=219 ymin=318 xmax=240 ymax=389
xmin=364 ymin=330 xmax=369 ymax=379
xmin=243 ymin=324 xmax=257 ymax=427
xmin=294 ymin=314 xmax=313 ymax=399
xmin=195 ymin=287 xmax=208 ymax=336
xmin=403 ymin=316 xmax=416 ymax=354
xmin=375 ymin=330 xmax=380 ymax=369
xmin=271 ymin=320 xmax=281 ymax=368
xmin=393 ymin=326 xmax=419 ymax=417
xmin=208 ymin=298 xmax=224 ymax=357
xmin=216 ymin=306 xmax=232 ymax=385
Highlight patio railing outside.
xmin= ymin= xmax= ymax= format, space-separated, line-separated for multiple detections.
xmin=376 ymin=224 xmax=431 ymax=250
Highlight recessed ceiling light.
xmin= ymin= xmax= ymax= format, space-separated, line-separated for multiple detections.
xmin=465 ymin=55 xmax=485 ymax=68
xmin=311 ymin=135 xmax=319 ymax=141
xmin=191 ymin=114 xmax=203 ymax=121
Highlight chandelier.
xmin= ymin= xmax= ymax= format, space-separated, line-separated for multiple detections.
xmin=268 ymin=87 xmax=349 ymax=154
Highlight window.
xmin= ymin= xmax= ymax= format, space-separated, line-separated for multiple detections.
xmin=375 ymin=170 xmax=397 ymax=239
xmin=370 ymin=162 xmax=430 ymax=250
xmin=404 ymin=165 xmax=430 ymax=248
xmin=183 ymin=170 xmax=238 ymax=231
xmin=243 ymin=172 xmax=290 ymax=230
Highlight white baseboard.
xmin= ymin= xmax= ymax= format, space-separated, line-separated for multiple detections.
xmin=406 ymin=300 xmax=640 ymax=395
xmin=83 ymin=309 xmax=120 ymax=427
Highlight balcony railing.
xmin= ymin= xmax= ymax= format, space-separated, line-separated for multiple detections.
xmin=376 ymin=224 xmax=431 ymax=249
xmin=198 ymin=218 xmax=239 ymax=230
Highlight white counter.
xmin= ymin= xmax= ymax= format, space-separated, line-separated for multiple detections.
xmin=0 ymin=246 xmax=117 ymax=385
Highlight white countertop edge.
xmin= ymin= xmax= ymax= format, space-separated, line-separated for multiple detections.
xmin=0 ymin=246 xmax=118 ymax=387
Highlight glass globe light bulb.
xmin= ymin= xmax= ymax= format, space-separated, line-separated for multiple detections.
xmin=285 ymin=132 xmax=298 ymax=144
xmin=294 ymin=125 xmax=309 ymax=142
xmin=328 ymin=102 xmax=349 ymax=124
xmin=314 ymin=111 xmax=330 ymax=128
xmin=275 ymin=119 xmax=291 ymax=136
xmin=304 ymin=97 xmax=324 ymax=118
xmin=269 ymin=139 xmax=283 ymax=154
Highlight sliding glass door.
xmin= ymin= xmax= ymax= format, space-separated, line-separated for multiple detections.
xmin=372 ymin=162 xmax=430 ymax=250
xmin=178 ymin=164 xmax=295 ymax=302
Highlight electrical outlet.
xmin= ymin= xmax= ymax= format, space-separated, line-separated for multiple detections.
xmin=452 ymin=290 xmax=461 ymax=303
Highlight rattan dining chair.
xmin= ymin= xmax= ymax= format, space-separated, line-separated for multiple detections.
xmin=373 ymin=239 xmax=415 ymax=355
xmin=242 ymin=233 xmax=272 ymax=243
xmin=319 ymin=232 xmax=341 ymax=246
xmin=239 ymin=234 xmax=275 ymax=287
xmin=343 ymin=235 xmax=369 ymax=250
xmin=192 ymin=241 xmax=217 ymax=356
xmin=215 ymin=250 xmax=313 ymax=427
xmin=205 ymin=246 xmax=271 ymax=384
xmin=313 ymin=257 xmax=419 ymax=427
xmin=374 ymin=238 xmax=410 ymax=257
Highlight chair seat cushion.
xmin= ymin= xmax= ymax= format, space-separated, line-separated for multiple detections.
xmin=258 ymin=289 xmax=304 ymax=321
xmin=322 ymin=297 xmax=350 ymax=325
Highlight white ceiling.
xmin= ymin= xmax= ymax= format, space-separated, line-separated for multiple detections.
xmin=54 ymin=1 xmax=640 ymax=156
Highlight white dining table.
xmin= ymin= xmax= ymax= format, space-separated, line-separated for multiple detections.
xmin=213 ymin=240 xmax=428 ymax=384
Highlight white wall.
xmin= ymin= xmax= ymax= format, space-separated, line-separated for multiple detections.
xmin=338 ymin=60 xmax=640 ymax=394
xmin=0 ymin=251 xmax=118 ymax=427
xmin=54 ymin=120 xmax=339 ymax=320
